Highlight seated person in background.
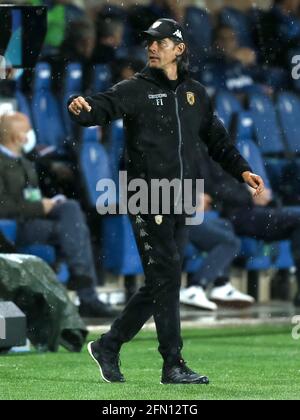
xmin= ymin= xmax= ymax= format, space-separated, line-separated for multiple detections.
xmin=111 ymin=58 xmax=145 ymax=84
xmin=201 ymin=25 xmax=282 ymax=94
xmin=0 ymin=112 xmax=117 ymax=318
xmin=28 ymin=0 xmax=85 ymax=50
xmin=92 ymin=15 xmax=125 ymax=64
xmin=201 ymin=145 xmax=300 ymax=308
xmin=180 ymin=193 xmax=254 ymax=311
xmin=43 ymin=18 xmax=96 ymax=94
xmin=259 ymin=0 xmax=300 ymax=68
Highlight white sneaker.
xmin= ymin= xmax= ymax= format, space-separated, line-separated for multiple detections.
xmin=180 ymin=286 xmax=217 ymax=311
xmin=210 ymin=284 xmax=255 ymax=308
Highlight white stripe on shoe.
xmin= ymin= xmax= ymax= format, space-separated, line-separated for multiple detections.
xmin=87 ymin=341 xmax=111 ymax=384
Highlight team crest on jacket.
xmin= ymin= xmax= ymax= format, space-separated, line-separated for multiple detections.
xmin=187 ymin=92 xmax=195 ymax=106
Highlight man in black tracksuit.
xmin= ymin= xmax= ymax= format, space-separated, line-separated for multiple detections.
xmin=68 ymin=19 xmax=264 ymax=385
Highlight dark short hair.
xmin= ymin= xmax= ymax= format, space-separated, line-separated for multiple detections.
xmin=97 ymin=16 xmax=124 ymax=39
xmin=64 ymin=19 xmax=95 ymax=44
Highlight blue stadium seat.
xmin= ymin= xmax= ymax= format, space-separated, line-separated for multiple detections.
xmin=0 ymin=220 xmax=17 ymax=242
xmin=80 ymin=128 xmax=141 ymax=276
xmin=20 ymin=245 xmax=69 ymax=283
xmin=277 ymin=92 xmax=300 ymax=155
xmin=93 ymin=64 xmax=112 ymax=93
xmin=265 ymin=158 xmax=288 ymax=194
xmin=62 ymin=63 xmax=83 ymax=136
xmin=82 ymin=125 xmax=102 ymax=143
xmin=275 ymin=241 xmax=294 ymax=270
xmin=185 ymin=7 xmax=213 ymax=65
xmin=215 ymin=90 xmax=243 ymax=130
xmin=183 ymin=211 xmax=219 ymax=274
xmin=80 ymin=128 xmax=117 ymax=208
xmin=219 ymin=7 xmax=254 ymax=48
xmin=101 ymin=215 xmax=143 ymax=276
xmin=237 ymin=136 xmax=295 ymax=271
xmin=237 ymin=132 xmax=271 ymax=190
xmin=183 ymin=243 xmax=204 ymax=274
xmin=289 ymin=48 xmax=300 ymax=92
xmin=109 ymin=120 xmax=125 ymax=189
xmin=237 ymin=136 xmax=274 ymax=270
xmin=236 ymin=111 xmax=255 ymax=141
xmin=18 ymin=245 xmax=56 ymax=265
xmin=16 ymin=91 xmax=32 ymax=121
xmin=0 ymin=220 xmax=69 ymax=282
xmin=240 ymin=239 xmax=273 ymax=271
xmin=31 ymin=62 xmax=67 ymax=153
xmin=17 ymin=246 xmax=69 ymax=282
xmin=249 ymin=92 xmax=285 ymax=156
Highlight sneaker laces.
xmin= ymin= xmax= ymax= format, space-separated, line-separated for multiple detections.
xmin=178 ymin=359 xmax=195 ymax=376
xmin=102 ymin=350 xmax=122 ymax=372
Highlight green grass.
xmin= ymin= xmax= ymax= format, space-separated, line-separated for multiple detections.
xmin=1 ymin=325 xmax=300 ymax=400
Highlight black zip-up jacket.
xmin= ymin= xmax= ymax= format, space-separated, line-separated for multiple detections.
xmin=69 ymin=66 xmax=251 ymax=192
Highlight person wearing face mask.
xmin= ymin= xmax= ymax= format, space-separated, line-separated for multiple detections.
xmin=0 ymin=112 xmax=118 ymax=319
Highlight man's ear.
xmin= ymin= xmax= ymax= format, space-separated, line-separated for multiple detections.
xmin=176 ymin=42 xmax=186 ymax=57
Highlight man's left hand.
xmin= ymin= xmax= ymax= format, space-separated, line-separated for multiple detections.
xmin=242 ymin=171 xmax=265 ymax=197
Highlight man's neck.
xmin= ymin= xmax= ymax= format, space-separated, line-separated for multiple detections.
xmin=162 ymin=63 xmax=178 ymax=81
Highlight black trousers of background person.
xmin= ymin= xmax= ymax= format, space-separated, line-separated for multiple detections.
xmin=101 ymin=213 xmax=188 ymax=365
xmin=229 ymin=206 xmax=300 ymax=269
xmin=16 ymin=200 xmax=98 ymax=302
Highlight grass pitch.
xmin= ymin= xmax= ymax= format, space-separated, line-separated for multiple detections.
xmin=1 ymin=325 xmax=299 ymax=400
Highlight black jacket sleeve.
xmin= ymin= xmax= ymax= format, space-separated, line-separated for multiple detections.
xmin=68 ymin=80 xmax=135 ymax=127
xmin=200 ymin=90 xmax=252 ymax=183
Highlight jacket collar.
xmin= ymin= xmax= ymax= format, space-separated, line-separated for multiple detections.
xmin=137 ymin=66 xmax=189 ymax=90
xmin=0 ymin=145 xmax=21 ymax=160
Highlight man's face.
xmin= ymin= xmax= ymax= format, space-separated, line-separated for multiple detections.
xmin=215 ymin=28 xmax=238 ymax=56
xmin=77 ymin=35 xmax=96 ymax=60
xmin=13 ymin=116 xmax=32 ymax=152
xmin=147 ymin=37 xmax=183 ymax=69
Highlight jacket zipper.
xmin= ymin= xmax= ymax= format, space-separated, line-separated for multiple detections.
xmin=174 ymin=87 xmax=183 ymax=207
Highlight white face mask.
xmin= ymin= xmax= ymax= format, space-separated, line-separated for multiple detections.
xmin=23 ymin=129 xmax=37 ymax=154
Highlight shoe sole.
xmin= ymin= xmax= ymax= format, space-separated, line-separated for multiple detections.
xmin=210 ymin=299 xmax=254 ymax=309
xmin=180 ymin=301 xmax=217 ymax=312
xmin=160 ymin=378 xmax=210 ymax=385
xmin=87 ymin=341 xmax=111 ymax=384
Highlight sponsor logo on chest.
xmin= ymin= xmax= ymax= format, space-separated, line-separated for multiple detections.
xmin=148 ymin=93 xmax=168 ymax=106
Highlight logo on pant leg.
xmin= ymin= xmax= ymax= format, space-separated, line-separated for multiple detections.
xmin=0 ymin=315 xmax=6 ymax=340
xmin=155 ymin=215 xmax=163 ymax=225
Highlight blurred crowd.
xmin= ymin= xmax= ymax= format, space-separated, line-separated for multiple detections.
xmin=1 ymin=0 xmax=300 ymax=318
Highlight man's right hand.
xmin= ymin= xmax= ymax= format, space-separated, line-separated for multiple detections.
xmin=252 ymin=188 xmax=273 ymax=207
xmin=68 ymin=96 xmax=92 ymax=116
xmin=42 ymin=198 xmax=57 ymax=215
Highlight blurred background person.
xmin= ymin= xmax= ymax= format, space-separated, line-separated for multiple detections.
xmin=0 ymin=112 xmax=117 ymax=318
